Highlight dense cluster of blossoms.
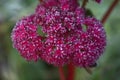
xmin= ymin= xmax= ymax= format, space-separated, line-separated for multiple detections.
xmin=11 ymin=0 xmax=106 ymax=67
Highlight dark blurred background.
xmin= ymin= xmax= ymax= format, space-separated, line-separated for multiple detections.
xmin=0 ymin=0 xmax=120 ymax=80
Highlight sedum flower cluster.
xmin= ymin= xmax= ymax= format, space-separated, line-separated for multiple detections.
xmin=11 ymin=0 xmax=106 ymax=67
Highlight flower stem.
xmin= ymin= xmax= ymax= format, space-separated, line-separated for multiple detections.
xmin=101 ymin=0 xmax=119 ymax=24
xmin=67 ymin=63 xmax=75 ymax=80
xmin=39 ymin=0 xmax=43 ymax=2
xmin=59 ymin=67 xmax=66 ymax=80
xmin=82 ymin=0 xmax=88 ymax=8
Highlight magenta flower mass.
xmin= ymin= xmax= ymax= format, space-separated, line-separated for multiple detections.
xmin=11 ymin=0 xmax=106 ymax=67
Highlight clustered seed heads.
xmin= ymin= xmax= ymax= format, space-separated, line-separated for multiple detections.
xmin=11 ymin=0 xmax=106 ymax=67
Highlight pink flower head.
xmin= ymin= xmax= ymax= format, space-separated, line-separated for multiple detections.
xmin=59 ymin=0 xmax=79 ymax=11
xmin=40 ymin=29 xmax=79 ymax=66
xmin=35 ymin=0 xmax=84 ymax=35
xmin=72 ymin=17 xmax=106 ymax=67
xmin=36 ymin=0 xmax=79 ymax=11
xmin=11 ymin=15 xmax=43 ymax=61
xmin=11 ymin=0 xmax=106 ymax=67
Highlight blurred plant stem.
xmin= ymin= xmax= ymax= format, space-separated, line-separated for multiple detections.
xmin=67 ymin=64 xmax=75 ymax=80
xmin=82 ymin=0 xmax=88 ymax=8
xmin=39 ymin=0 xmax=43 ymax=2
xmin=59 ymin=67 xmax=66 ymax=80
xmin=0 ymin=33 xmax=9 ymax=80
xmin=101 ymin=0 xmax=119 ymax=24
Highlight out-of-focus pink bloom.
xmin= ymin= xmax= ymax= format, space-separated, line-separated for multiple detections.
xmin=95 ymin=0 xmax=102 ymax=3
